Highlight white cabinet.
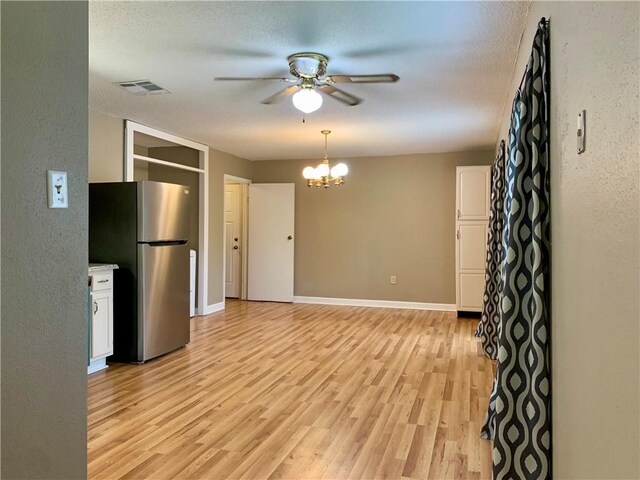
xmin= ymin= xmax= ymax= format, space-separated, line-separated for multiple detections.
xmin=88 ymin=267 xmax=116 ymax=374
xmin=91 ymin=293 xmax=112 ymax=359
xmin=455 ymin=166 xmax=491 ymax=313
xmin=456 ymin=167 xmax=491 ymax=221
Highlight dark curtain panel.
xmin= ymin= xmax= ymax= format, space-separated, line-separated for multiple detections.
xmin=481 ymin=18 xmax=551 ymax=480
xmin=475 ymin=139 xmax=506 ymax=360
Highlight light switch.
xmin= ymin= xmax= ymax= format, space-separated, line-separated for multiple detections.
xmin=47 ymin=170 xmax=68 ymax=208
xmin=577 ymin=110 xmax=586 ymax=154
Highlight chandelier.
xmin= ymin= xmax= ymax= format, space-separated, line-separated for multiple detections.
xmin=302 ymin=130 xmax=348 ymax=188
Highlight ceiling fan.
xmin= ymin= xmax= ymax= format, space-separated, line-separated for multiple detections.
xmin=214 ymin=52 xmax=399 ymax=113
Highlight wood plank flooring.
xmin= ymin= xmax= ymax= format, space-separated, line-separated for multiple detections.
xmin=88 ymin=300 xmax=495 ymax=480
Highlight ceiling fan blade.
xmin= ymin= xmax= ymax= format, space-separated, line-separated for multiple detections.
xmin=316 ymin=84 xmax=361 ymax=106
xmin=261 ymin=85 xmax=301 ymax=104
xmin=324 ymin=74 xmax=400 ymax=84
xmin=214 ymin=76 xmax=297 ymax=82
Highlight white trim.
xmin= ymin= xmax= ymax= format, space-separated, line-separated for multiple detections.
xmin=199 ymin=147 xmax=209 ymax=322
xmin=133 ymin=154 xmax=205 ymax=174
xmin=87 ymin=358 xmax=108 ymax=375
xmin=223 ymin=175 xmax=251 ymax=303
xmin=240 ymin=183 xmax=249 ymax=300
xmin=126 ymin=120 xmax=208 ymax=151
xmin=293 ymin=296 xmax=456 ymax=312
xmin=124 ymin=120 xmax=209 ymax=319
xmin=125 ymin=125 xmax=134 ymax=181
xmin=200 ymin=301 xmax=225 ymax=315
xmin=224 ymin=174 xmax=251 ymax=185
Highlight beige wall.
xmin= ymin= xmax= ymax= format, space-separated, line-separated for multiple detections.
xmin=89 ymin=110 xmax=123 ymax=182
xmin=252 ymin=150 xmax=493 ymax=304
xmin=2 ymin=2 xmax=88 ymax=477
xmin=208 ymin=148 xmax=253 ymax=305
xmin=497 ymin=2 xmax=639 ymax=478
xmin=88 ymin=111 xmax=152 ymax=182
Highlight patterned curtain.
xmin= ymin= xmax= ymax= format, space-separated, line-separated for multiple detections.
xmin=481 ymin=18 xmax=551 ymax=480
xmin=475 ymin=140 xmax=506 ymax=360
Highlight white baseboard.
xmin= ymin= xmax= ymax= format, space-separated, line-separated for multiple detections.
xmin=199 ymin=301 xmax=225 ymax=316
xmin=87 ymin=358 xmax=108 ymax=375
xmin=293 ymin=296 xmax=456 ymax=312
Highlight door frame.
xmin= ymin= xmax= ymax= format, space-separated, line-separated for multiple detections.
xmin=124 ymin=120 xmax=209 ymax=315
xmin=223 ymin=175 xmax=251 ymax=302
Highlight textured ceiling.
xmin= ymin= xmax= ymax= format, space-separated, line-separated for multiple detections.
xmin=89 ymin=1 xmax=530 ymax=160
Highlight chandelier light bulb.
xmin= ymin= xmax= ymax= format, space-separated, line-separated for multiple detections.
xmin=302 ymin=166 xmax=316 ymax=179
xmin=316 ymin=163 xmax=330 ymax=177
xmin=330 ymin=163 xmax=348 ymax=178
xmin=292 ymin=88 xmax=323 ymax=114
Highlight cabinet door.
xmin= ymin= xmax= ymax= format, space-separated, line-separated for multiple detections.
xmin=458 ymin=223 xmax=488 ymax=271
xmin=456 ymin=222 xmax=488 ymax=312
xmin=456 ymin=166 xmax=491 ymax=221
xmin=458 ymin=273 xmax=485 ymax=311
xmin=91 ymin=292 xmax=112 ymax=360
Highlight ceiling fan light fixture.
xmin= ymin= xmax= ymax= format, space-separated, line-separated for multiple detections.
xmin=292 ymin=88 xmax=323 ymax=113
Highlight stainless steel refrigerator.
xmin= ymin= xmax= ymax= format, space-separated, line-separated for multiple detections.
xmin=89 ymin=181 xmax=191 ymax=363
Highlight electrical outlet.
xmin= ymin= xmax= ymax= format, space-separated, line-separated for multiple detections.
xmin=47 ymin=170 xmax=68 ymax=208
xmin=390 ymin=275 xmax=397 ymax=285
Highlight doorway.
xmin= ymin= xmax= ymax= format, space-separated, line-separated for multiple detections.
xmin=223 ymin=175 xmax=250 ymax=301
xmin=124 ymin=120 xmax=209 ymax=315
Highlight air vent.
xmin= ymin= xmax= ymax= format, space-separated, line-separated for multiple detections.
xmin=115 ymin=80 xmax=171 ymax=95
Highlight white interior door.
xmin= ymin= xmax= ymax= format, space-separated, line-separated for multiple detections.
xmin=224 ymin=183 xmax=242 ymax=298
xmin=248 ymin=183 xmax=295 ymax=302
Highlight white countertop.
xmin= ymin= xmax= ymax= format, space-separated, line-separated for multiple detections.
xmin=89 ymin=263 xmax=119 ymax=273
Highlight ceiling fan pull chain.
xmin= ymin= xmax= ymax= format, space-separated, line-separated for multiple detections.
xmin=302 ymin=113 xmax=306 ymax=124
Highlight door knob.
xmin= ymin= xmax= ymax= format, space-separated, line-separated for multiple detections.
xmin=233 ymin=245 xmax=239 ymax=250
xmin=287 ymin=235 xmax=293 ymax=240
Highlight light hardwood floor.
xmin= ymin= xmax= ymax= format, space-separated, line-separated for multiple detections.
xmin=88 ymin=300 xmax=495 ymax=480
